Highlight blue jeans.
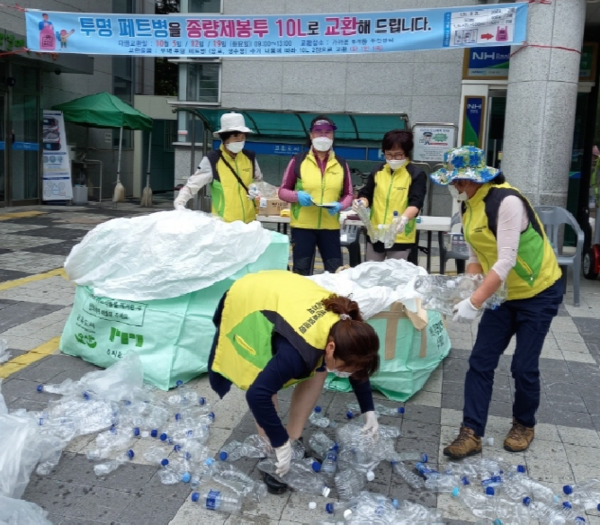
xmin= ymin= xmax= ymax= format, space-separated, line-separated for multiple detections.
xmin=291 ymin=227 xmax=342 ymax=276
xmin=463 ymin=279 xmax=563 ymax=436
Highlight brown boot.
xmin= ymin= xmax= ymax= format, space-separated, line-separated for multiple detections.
xmin=504 ymin=419 xmax=534 ymax=452
xmin=443 ymin=426 xmax=482 ymax=459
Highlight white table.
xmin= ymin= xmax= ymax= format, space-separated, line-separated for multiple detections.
xmin=257 ymin=215 xmax=452 ymax=272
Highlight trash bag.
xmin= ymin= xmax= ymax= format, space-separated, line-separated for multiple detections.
xmin=64 ymin=210 xmax=275 ymax=301
xmin=0 ymin=495 xmax=52 ymax=525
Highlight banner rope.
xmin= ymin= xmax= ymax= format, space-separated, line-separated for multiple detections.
xmin=0 ymin=3 xmax=27 ymax=11
xmin=511 ymin=42 xmax=582 ymax=58
xmin=0 ymin=47 xmax=29 ymax=57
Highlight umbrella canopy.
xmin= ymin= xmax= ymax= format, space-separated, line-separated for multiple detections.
xmin=52 ymin=92 xmax=153 ymax=131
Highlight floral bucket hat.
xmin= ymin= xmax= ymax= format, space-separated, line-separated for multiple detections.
xmin=430 ymin=145 xmax=500 ymax=186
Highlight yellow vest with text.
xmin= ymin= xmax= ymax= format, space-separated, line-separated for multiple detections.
xmin=370 ymin=162 xmax=418 ymax=244
xmin=208 ymin=146 xmax=256 ymax=224
xmin=462 ymin=182 xmax=561 ymax=300
xmin=212 ymin=270 xmax=340 ymax=391
xmin=290 ymin=151 xmax=344 ymax=230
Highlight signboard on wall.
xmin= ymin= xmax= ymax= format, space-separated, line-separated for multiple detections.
xmin=461 ymin=97 xmax=485 ymax=148
xmin=42 ymin=110 xmax=73 ymax=201
xmin=26 ymin=5 xmax=528 ymax=57
xmin=412 ymin=124 xmax=456 ymax=162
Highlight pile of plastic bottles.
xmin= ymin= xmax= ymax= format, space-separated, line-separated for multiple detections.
xmin=414 ymin=274 xmax=508 ymax=315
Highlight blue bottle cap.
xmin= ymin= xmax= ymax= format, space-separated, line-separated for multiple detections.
xmin=461 ymin=476 xmax=470 ymax=486
xmin=123 ymin=399 xmax=131 ymax=406
xmin=576 ymin=517 xmax=586 ymax=523
xmin=133 ymin=427 xmax=140 ymax=437
xmin=517 ymin=464 xmax=526 ymax=473
xmin=199 ymin=397 xmax=206 ymax=406
xmin=398 ymin=407 xmax=405 ymax=414
xmin=219 ymin=451 xmax=228 ymax=461
xmin=563 ymin=484 xmax=574 ymax=495
xmin=181 ymin=472 xmax=191 ymax=483
xmin=486 ymin=486 xmax=495 ymax=496
xmin=563 ymin=502 xmax=573 ymax=509
xmin=206 ymin=457 xmax=215 ymax=466
xmin=191 ymin=492 xmax=199 ymax=502
xmin=451 ymin=487 xmax=460 ymax=498
xmin=493 ymin=520 xmax=503 ymax=525
xmin=175 ymin=413 xmax=181 ymax=421
xmin=523 ymin=497 xmax=532 ymax=506
xmin=325 ymin=503 xmax=334 ymax=514
xmin=83 ymin=391 xmax=91 ymax=401
xmin=150 ymin=429 xmax=158 ymax=438
xmin=173 ymin=444 xmax=181 ymax=452
xmin=598 ymin=504 xmax=600 ymax=512
xmin=184 ymin=452 xmax=191 ymax=461
xmin=176 ymin=380 xmax=183 ymax=387
xmin=311 ymin=461 xmax=322 ymax=473
xmin=36 ymin=384 xmax=44 ymax=392
xmin=390 ymin=460 xmax=397 ymax=466
xmin=346 ymin=411 xmax=354 ymax=419
xmin=314 ymin=406 xmax=322 ymax=413
xmin=160 ymin=433 xmax=168 ymax=441
xmin=161 ymin=459 xmax=169 ymax=467
xmin=391 ymin=499 xmax=399 ymax=509
xmin=421 ymin=453 xmax=428 ymax=463
xmin=208 ymin=412 xmax=215 ymax=420
xmin=126 ymin=450 xmax=134 ymax=459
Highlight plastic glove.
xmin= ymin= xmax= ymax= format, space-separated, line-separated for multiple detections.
xmin=395 ymin=215 xmax=410 ymax=235
xmin=174 ymin=200 xmax=186 ymax=211
xmin=362 ymin=411 xmax=379 ymax=437
xmin=327 ymin=202 xmax=343 ymax=216
xmin=274 ymin=440 xmax=293 ymax=477
xmin=352 ymin=198 xmax=368 ymax=212
xmin=452 ymin=297 xmax=482 ymax=323
xmin=297 ymin=191 xmax=313 ymax=207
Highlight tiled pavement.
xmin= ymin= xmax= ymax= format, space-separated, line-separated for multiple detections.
xmin=1 ymin=201 xmax=600 ymax=524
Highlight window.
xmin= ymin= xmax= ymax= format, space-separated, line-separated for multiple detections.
xmin=189 ymin=0 xmax=220 ymax=13
xmin=186 ymin=63 xmax=220 ymax=103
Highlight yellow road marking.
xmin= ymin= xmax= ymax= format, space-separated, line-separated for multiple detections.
xmin=0 ymin=336 xmax=61 ymax=379
xmin=0 ymin=211 xmax=46 ymax=221
xmin=0 ymin=268 xmax=68 ymax=292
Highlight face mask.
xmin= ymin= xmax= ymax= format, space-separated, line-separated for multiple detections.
xmin=312 ymin=137 xmax=333 ymax=152
xmin=448 ymin=184 xmax=469 ymax=202
xmin=326 ymin=368 xmax=353 ymax=378
xmin=226 ymin=141 xmax=245 ymax=154
xmin=387 ymin=159 xmax=407 ymax=171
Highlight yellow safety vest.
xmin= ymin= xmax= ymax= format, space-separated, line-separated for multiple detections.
xmin=212 ymin=270 xmax=341 ymax=391
xmin=462 ymin=182 xmax=562 ymax=300
xmin=370 ymin=162 xmax=418 ymax=244
xmin=208 ymin=145 xmax=256 ymax=223
xmin=290 ymin=150 xmax=344 ymax=230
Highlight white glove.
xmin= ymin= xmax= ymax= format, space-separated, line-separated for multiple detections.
xmin=174 ymin=200 xmax=186 ymax=211
xmin=352 ymin=198 xmax=368 ymax=212
xmin=247 ymin=189 xmax=261 ymax=200
xmin=396 ymin=215 xmax=410 ymax=235
xmin=362 ymin=411 xmax=379 ymax=437
xmin=274 ymin=440 xmax=293 ymax=477
xmin=452 ymin=297 xmax=482 ymax=323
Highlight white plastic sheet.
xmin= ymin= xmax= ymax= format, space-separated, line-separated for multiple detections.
xmin=64 ymin=210 xmax=273 ymax=301
xmin=308 ymin=259 xmax=427 ymax=319
xmin=0 ymin=495 xmax=52 ymax=525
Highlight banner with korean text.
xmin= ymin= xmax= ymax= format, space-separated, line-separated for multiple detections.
xmin=26 ymin=4 xmax=527 ymax=57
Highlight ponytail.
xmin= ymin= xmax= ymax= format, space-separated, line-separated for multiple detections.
xmin=322 ymin=295 xmax=363 ymax=322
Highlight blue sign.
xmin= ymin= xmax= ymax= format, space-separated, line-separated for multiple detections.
xmin=465 ymin=45 xmax=511 ymax=78
xmin=462 ymin=96 xmax=485 ymax=148
xmin=0 ymin=142 xmax=39 ymax=151
xmin=26 ymin=5 xmax=527 ymax=57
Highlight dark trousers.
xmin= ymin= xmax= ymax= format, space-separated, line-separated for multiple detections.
xmin=291 ymin=227 xmax=342 ymax=275
xmin=463 ymin=279 xmax=563 ymax=436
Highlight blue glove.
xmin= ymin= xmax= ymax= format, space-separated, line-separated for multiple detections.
xmin=328 ymin=202 xmax=343 ymax=215
xmin=297 ymin=191 xmax=313 ymax=207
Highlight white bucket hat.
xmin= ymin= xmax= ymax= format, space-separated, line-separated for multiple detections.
xmin=213 ymin=112 xmax=254 ymax=138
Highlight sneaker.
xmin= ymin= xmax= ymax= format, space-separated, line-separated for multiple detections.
xmin=443 ymin=426 xmax=482 ymax=459
xmin=504 ymin=419 xmax=534 ymax=452
xmin=262 ymin=471 xmax=288 ymax=495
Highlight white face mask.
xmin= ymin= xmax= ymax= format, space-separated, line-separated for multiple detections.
xmin=327 ymin=368 xmax=353 ymax=378
xmin=387 ymin=159 xmax=407 ymax=171
xmin=448 ymin=184 xmax=469 ymax=202
xmin=226 ymin=141 xmax=245 ymax=154
xmin=312 ymin=137 xmax=333 ymax=152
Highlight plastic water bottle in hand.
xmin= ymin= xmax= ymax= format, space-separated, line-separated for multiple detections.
xmin=191 ymin=489 xmax=242 ymax=514
xmin=94 ymin=449 xmax=134 ymax=476
xmin=383 ymin=211 xmax=400 ymax=249
xmin=354 ymin=199 xmax=379 ymax=242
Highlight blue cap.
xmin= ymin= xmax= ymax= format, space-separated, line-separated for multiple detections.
xmin=398 ymin=407 xmax=405 ymax=414
xmin=160 ymin=433 xmax=168 ymax=441
xmin=181 ymin=472 xmax=191 ymax=483
xmin=517 ymin=465 xmax=526 ymax=473
xmin=393 ymin=211 xmax=398 ymax=217
xmin=161 ymin=459 xmax=169 ymax=467
xmin=206 ymin=457 xmax=215 ymax=466
xmin=346 ymin=411 xmax=355 ymax=419
xmin=325 ymin=503 xmax=334 ymax=514
xmin=451 ymin=487 xmax=460 ymax=498
xmin=208 ymin=412 xmax=215 ymax=420
xmin=191 ymin=492 xmax=199 ymax=502
xmin=175 ymin=413 xmax=181 ymax=421
xmin=314 ymin=406 xmax=322 ymax=413
xmin=486 ymin=487 xmax=495 ymax=496
xmin=176 ymin=380 xmax=183 ymax=387
xmin=151 ymin=429 xmax=158 ymax=438
xmin=311 ymin=461 xmax=322 ymax=473
xmin=184 ymin=452 xmax=191 ymax=461
xmin=83 ymin=391 xmax=91 ymax=400
xmin=392 ymin=499 xmax=399 ymax=509
xmin=199 ymin=397 xmax=206 ymax=406
xmin=173 ymin=445 xmax=181 ymax=452
xmin=575 ymin=517 xmax=586 ymax=523
xmin=563 ymin=502 xmax=573 ymax=510
xmin=493 ymin=520 xmax=503 ymax=525
xmin=219 ymin=451 xmax=228 ymax=461
xmin=421 ymin=453 xmax=428 ymax=463
xmin=126 ymin=450 xmax=134 ymax=459
xmin=461 ymin=476 xmax=470 ymax=486
xmin=564 ymin=484 xmax=574 ymax=495
xmin=133 ymin=427 xmax=140 ymax=437
xmin=598 ymin=504 xmax=600 ymax=512
xmin=523 ymin=497 xmax=532 ymax=506
xmin=36 ymin=384 xmax=44 ymax=392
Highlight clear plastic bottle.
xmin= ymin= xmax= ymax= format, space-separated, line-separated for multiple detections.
xmin=325 ymin=500 xmax=356 ymax=519
xmin=334 ymin=469 xmax=374 ymax=500
xmin=564 ymin=479 xmax=600 ymax=510
xmin=347 ymin=402 xmax=404 ymax=418
xmin=425 ymin=473 xmax=469 ymax=493
xmin=321 ymin=447 xmax=339 ymax=477
xmin=219 ymin=435 xmax=272 ymax=461
xmin=257 ymin=459 xmax=330 ymax=497
xmin=93 ymin=449 xmax=134 ymax=476
xmin=167 ymin=380 xmax=198 ymax=406
xmin=390 ymin=451 xmax=427 ymax=462
xmin=143 ymin=446 xmax=170 ymax=465
xmin=157 ymin=457 xmax=191 ymax=484
xmin=309 ymin=406 xmax=330 ymax=428
xmin=523 ymin=497 xmax=586 ymax=523
xmin=390 ymin=461 xmax=424 ymax=489
xmin=383 ymin=211 xmax=400 ymax=249
xmin=354 ymin=200 xmax=379 ymax=242
xmin=205 ymin=458 xmax=268 ymax=502
xmin=309 ymin=431 xmax=337 ymax=457
xmin=191 ymin=489 xmax=242 ymax=514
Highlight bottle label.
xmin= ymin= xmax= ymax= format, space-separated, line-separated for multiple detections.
xmin=206 ymin=490 xmax=220 ymax=510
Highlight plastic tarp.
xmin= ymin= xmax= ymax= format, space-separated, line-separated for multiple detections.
xmin=64 ymin=210 xmax=276 ymax=301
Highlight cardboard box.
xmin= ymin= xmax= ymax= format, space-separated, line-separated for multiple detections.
xmin=258 ymin=197 xmax=289 ymax=216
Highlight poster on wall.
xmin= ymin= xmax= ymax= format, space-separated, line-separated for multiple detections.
xmin=42 ymin=110 xmax=73 ymax=201
xmin=25 ymin=4 xmax=528 ymax=57
xmin=412 ymin=125 xmax=456 ymax=162
xmin=461 ymin=97 xmax=486 ymax=149
xmin=463 ymin=46 xmax=510 ymax=79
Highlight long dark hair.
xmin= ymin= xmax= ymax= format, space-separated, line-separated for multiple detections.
xmin=490 ymin=172 xmax=506 ymax=185
xmin=322 ymin=295 xmax=380 ymax=381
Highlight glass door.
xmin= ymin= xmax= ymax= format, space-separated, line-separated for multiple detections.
xmin=486 ymin=93 xmax=507 ymax=170
xmin=11 ymin=92 xmax=39 ymax=202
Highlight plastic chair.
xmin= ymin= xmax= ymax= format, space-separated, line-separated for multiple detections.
xmin=534 ymin=205 xmax=584 ymax=307
xmin=439 ymin=212 xmax=469 ymax=275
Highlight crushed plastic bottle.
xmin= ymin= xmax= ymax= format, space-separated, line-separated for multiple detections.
xmin=334 ymin=469 xmax=373 ymax=500
xmin=523 ymin=497 xmax=586 ymax=523
xmin=191 ymin=489 xmax=242 ymax=514
xmin=390 ymin=460 xmax=424 ymax=489
xmin=204 ymin=458 xmax=268 ymax=501
xmin=309 ymin=406 xmax=331 ymax=428
xmin=347 ymin=402 xmax=405 ymax=418
xmin=309 ymin=431 xmax=337 ymax=457
xmin=321 ymin=446 xmax=339 ymax=477
xmin=218 ymin=434 xmax=272 ymax=461
xmin=93 ymin=449 xmax=134 ymax=476
xmin=564 ymin=479 xmax=600 ymax=509
xmin=453 ymin=487 xmax=529 ymax=523
xmin=383 ymin=211 xmax=400 ymax=249
xmin=258 ymin=458 xmax=330 ymax=497
xmin=354 ymin=200 xmax=379 ymax=242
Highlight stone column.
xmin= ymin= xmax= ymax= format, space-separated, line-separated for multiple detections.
xmin=502 ymin=0 xmax=587 ymax=207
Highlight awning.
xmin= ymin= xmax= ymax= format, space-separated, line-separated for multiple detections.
xmin=169 ymin=103 xmax=409 ymax=141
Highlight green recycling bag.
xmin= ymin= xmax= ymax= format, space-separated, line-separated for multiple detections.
xmin=325 ymin=303 xmax=451 ymax=401
xmin=60 ymin=233 xmax=290 ymax=390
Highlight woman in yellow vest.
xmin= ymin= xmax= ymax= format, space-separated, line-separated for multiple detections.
xmin=278 ymin=116 xmax=354 ymax=275
xmin=430 ymin=146 xmax=562 ymax=459
xmin=207 ymin=270 xmax=380 ymax=493
xmin=354 ymin=130 xmax=427 ymax=261
xmin=174 ymin=112 xmax=263 ymax=223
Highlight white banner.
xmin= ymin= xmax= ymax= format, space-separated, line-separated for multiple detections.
xmin=413 ymin=125 xmax=456 ymax=163
xmin=42 ymin=110 xmax=73 ymax=201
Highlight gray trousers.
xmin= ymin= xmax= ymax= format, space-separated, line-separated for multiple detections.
xmin=365 ymin=243 xmax=410 ymax=262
